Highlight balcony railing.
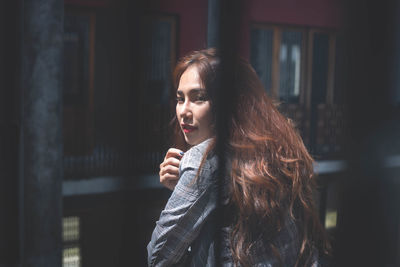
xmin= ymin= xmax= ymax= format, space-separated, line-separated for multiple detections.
xmin=63 ymin=104 xmax=346 ymax=179
xmin=315 ymin=104 xmax=345 ymax=157
xmin=63 ymin=146 xmax=164 ymax=179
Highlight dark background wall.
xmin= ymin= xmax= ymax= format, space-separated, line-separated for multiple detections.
xmin=2 ymin=0 xmax=400 ymax=266
xmin=0 ymin=0 xmax=21 ymax=265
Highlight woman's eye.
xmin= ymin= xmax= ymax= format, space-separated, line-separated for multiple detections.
xmin=176 ymin=96 xmax=184 ymax=103
xmin=195 ymin=94 xmax=208 ymax=102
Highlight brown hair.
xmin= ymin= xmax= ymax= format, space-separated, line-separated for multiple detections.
xmin=172 ymin=48 xmax=331 ymax=266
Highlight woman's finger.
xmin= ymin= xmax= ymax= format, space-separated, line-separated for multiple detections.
xmin=160 ymin=164 xmax=179 ymax=176
xmin=165 ymin=148 xmax=184 ymax=160
xmin=164 ymin=165 xmax=179 ymax=175
xmin=160 ymin=152 xmax=181 ymax=170
xmin=164 ymin=157 xmax=181 ymax=167
xmin=160 ymin=148 xmax=184 ymax=191
xmin=161 ymin=173 xmax=179 ymax=181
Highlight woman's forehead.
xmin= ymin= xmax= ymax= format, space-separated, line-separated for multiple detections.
xmin=181 ymin=66 xmax=200 ymax=82
xmin=178 ymin=66 xmax=204 ymax=91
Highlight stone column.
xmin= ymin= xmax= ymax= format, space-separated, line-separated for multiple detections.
xmin=207 ymin=0 xmax=220 ymax=48
xmin=1 ymin=0 xmax=23 ymax=265
xmin=22 ymin=0 xmax=64 ymax=266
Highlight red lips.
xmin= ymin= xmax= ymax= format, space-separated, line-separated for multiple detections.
xmin=181 ymin=124 xmax=197 ymax=133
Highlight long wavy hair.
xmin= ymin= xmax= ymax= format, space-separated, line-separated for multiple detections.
xmin=171 ymin=48 xmax=331 ymax=266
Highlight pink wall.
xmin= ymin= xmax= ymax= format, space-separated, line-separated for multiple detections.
xmin=64 ymin=0 xmax=111 ymax=7
xmin=239 ymin=0 xmax=343 ymax=58
xmin=158 ymin=0 xmax=343 ymax=59
xmin=158 ymin=0 xmax=208 ymax=58
xmin=65 ymin=0 xmax=342 ymax=59
xmin=64 ymin=0 xmax=208 ymax=59
xmin=248 ymin=0 xmax=343 ymax=29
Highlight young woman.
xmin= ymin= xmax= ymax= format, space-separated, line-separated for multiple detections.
xmin=148 ymin=48 xmax=330 ymax=266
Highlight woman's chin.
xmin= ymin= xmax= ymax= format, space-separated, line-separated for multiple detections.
xmin=184 ymin=134 xmax=202 ymax=146
xmin=184 ymin=137 xmax=197 ymax=146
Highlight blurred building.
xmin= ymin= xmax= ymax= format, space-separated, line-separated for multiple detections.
xmin=1 ymin=0 xmax=400 ymax=266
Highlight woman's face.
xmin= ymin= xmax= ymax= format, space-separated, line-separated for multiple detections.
xmin=176 ymin=65 xmax=213 ymax=146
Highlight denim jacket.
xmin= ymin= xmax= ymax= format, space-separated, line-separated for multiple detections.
xmin=147 ymin=138 xmax=308 ymax=266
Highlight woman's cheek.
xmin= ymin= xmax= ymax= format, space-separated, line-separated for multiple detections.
xmin=176 ymin=105 xmax=181 ymax=120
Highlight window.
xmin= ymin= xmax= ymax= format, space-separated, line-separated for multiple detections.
xmin=250 ymin=28 xmax=273 ymax=94
xmin=279 ymin=31 xmax=303 ymax=103
xmin=138 ymin=15 xmax=177 ymax=166
xmin=251 ymin=24 xmax=344 ymax=156
xmin=251 ymin=25 xmax=306 ymax=104
xmin=63 ymin=216 xmax=81 ymax=267
xmin=143 ymin=16 xmax=177 ymax=106
xmin=63 ymin=10 xmax=96 ymax=156
xmin=250 ymin=25 xmax=339 ymax=107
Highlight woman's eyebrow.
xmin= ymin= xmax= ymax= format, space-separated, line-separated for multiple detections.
xmin=188 ymin=88 xmax=206 ymax=94
xmin=176 ymin=88 xmax=206 ymax=95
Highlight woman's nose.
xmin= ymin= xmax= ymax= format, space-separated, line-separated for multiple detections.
xmin=179 ymin=101 xmax=192 ymax=119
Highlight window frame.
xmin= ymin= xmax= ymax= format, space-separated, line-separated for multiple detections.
xmin=142 ymin=14 xmax=177 ymax=104
xmin=306 ymin=28 xmax=338 ymax=107
xmin=250 ymin=23 xmax=338 ymax=108
xmin=251 ymin=24 xmax=308 ymax=105
xmin=63 ymin=8 xmax=96 ymax=156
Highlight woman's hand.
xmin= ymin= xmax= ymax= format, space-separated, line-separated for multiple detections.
xmin=159 ymin=148 xmax=184 ymax=190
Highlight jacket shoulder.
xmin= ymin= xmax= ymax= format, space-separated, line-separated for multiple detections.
xmin=180 ymin=138 xmax=216 ymax=171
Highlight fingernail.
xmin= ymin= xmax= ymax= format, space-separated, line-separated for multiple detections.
xmin=179 ymin=152 xmax=184 ymax=156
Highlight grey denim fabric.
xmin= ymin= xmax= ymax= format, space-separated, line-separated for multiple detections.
xmin=147 ymin=138 xmax=313 ymax=266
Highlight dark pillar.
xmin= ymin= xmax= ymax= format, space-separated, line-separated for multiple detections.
xmin=22 ymin=0 xmax=64 ymax=266
xmin=334 ymin=0 xmax=400 ymax=266
xmin=213 ymin=0 xmax=243 ymax=265
xmin=0 ymin=0 xmax=22 ymax=265
xmin=207 ymin=0 xmax=220 ymax=48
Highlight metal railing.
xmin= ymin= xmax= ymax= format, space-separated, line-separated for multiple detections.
xmin=63 ymin=104 xmax=346 ymax=179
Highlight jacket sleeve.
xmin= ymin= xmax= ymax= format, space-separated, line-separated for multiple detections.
xmin=147 ymin=146 xmax=217 ymax=267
